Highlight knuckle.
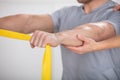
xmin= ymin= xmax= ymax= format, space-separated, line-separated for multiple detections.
xmin=34 ymin=30 xmax=39 ymax=33
xmin=38 ymin=45 xmax=42 ymax=48
xmin=34 ymin=30 xmax=43 ymax=34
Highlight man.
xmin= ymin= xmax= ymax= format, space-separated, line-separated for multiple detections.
xmin=0 ymin=0 xmax=120 ymax=80
xmin=65 ymin=5 xmax=120 ymax=53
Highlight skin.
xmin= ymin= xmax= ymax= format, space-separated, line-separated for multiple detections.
xmin=114 ymin=4 xmax=120 ymax=11
xmin=0 ymin=14 xmax=54 ymax=33
xmin=0 ymin=0 xmax=119 ymax=53
xmin=30 ymin=0 xmax=116 ymax=48
xmin=77 ymin=0 xmax=92 ymax=4
xmin=65 ymin=4 xmax=120 ymax=55
xmin=66 ymin=35 xmax=120 ymax=54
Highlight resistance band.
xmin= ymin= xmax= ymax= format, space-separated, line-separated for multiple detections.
xmin=0 ymin=29 xmax=52 ymax=80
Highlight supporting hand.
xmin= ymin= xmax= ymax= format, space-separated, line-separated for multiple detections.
xmin=65 ymin=35 xmax=99 ymax=54
xmin=114 ymin=4 xmax=120 ymax=11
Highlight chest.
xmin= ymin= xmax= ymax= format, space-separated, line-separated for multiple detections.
xmin=59 ymin=9 xmax=112 ymax=31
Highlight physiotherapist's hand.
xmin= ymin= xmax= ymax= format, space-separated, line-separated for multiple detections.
xmin=114 ymin=4 xmax=120 ymax=11
xmin=65 ymin=35 xmax=99 ymax=54
xmin=30 ymin=30 xmax=60 ymax=48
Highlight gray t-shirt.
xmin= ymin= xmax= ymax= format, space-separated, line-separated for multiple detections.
xmin=50 ymin=0 xmax=120 ymax=80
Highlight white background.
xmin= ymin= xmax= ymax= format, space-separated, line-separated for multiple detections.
xmin=0 ymin=0 xmax=119 ymax=80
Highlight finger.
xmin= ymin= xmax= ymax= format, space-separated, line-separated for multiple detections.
xmin=34 ymin=32 xmax=40 ymax=46
xmin=77 ymin=34 xmax=95 ymax=43
xmin=33 ymin=31 xmax=41 ymax=47
xmin=67 ymin=46 xmax=80 ymax=51
xmin=77 ymin=34 xmax=89 ymax=43
xmin=64 ymin=45 xmax=84 ymax=54
xmin=41 ymin=39 xmax=47 ymax=48
xmin=30 ymin=31 xmax=38 ymax=48
xmin=67 ymin=46 xmax=83 ymax=54
xmin=38 ymin=33 xmax=47 ymax=48
xmin=114 ymin=5 xmax=120 ymax=11
xmin=116 ymin=5 xmax=120 ymax=10
xmin=45 ymin=35 xmax=51 ymax=46
xmin=30 ymin=43 xmax=35 ymax=48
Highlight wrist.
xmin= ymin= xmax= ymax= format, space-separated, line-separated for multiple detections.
xmin=93 ymin=41 xmax=106 ymax=51
xmin=54 ymin=30 xmax=83 ymax=46
xmin=54 ymin=32 xmax=66 ymax=44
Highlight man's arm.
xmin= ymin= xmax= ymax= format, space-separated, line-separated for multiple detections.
xmin=30 ymin=21 xmax=115 ymax=48
xmin=56 ymin=22 xmax=115 ymax=46
xmin=29 ymin=5 xmax=120 ymax=48
xmin=0 ymin=14 xmax=54 ymax=33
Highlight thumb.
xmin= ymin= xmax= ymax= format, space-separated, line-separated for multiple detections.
xmin=77 ymin=34 xmax=90 ymax=43
xmin=77 ymin=34 xmax=95 ymax=43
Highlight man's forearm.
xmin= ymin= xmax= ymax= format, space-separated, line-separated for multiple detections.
xmin=0 ymin=14 xmax=54 ymax=33
xmin=55 ymin=30 xmax=83 ymax=46
xmin=55 ymin=22 xmax=116 ymax=46
xmin=0 ymin=14 xmax=31 ymax=33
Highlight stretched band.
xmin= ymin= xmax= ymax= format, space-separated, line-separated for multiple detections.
xmin=0 ymin=29 xmax=52 ymax=80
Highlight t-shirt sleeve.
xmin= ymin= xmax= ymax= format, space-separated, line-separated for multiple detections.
xmin=104 ymin=11 xmax=120 ymax=35
xmin=50 ymin=7 xmax=69 ymax=32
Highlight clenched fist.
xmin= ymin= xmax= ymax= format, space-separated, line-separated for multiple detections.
xmin=30 ymin=30 xmax=60 ymax=48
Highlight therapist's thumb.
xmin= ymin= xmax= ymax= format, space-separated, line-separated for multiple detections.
xmin=77 ymin=34 xmax=95 ymax=43
xmin=77 ymin=35 xmax=89 ymax=42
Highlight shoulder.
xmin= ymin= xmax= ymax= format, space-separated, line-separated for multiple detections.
xmin=100 ymin=0 xmax=120 ymax=17
xmin=56 ymin=5 xmax=82 ymax=13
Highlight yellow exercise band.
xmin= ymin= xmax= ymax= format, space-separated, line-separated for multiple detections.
xmin=0 ymin=29 xmax=52 ymax=80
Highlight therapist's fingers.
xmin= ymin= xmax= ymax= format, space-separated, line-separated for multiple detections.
xmin=77 ymin=35 xmax=88 ymax=44
xmin=66 ymin=46 xmax=84 ymax=54
xmin=77 ymin=34 xmax=95 ymax=44
xmin=114 ymin=5 xmax=120 ymax=11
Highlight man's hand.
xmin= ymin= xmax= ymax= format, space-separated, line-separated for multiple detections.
xmin=65 ymin=35 xmax=99 ymax=54
xmin=114 ymin=5 xmax=120 ymax=11
xmin=30 ymin=30 xmax=60 ymax=48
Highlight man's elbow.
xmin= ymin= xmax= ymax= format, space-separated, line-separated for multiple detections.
xmin=89 ymin=22 xmax=116 ymax=41
xmin=74 ymin=22 xmax=116 ymax=41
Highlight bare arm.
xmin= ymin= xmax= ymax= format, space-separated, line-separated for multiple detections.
xmin=28 ymin=4 xmax=120 ymax=49
xmin=29 ymin=21 xmax=116 ymax=48
xmin=0 ymin=14 xmax=54 ymax=33
xmin=97 ymin=36 xmax=120 ymax=50
xmin=56 ymin=5 xmax=120 ymax=46
xmin=55 ymin=22 xmax=115 ymax=46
